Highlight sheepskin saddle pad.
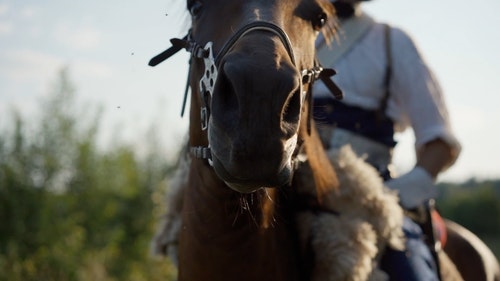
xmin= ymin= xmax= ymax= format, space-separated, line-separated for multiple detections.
xmin=295 ymin=145 xmax=405 ymax=281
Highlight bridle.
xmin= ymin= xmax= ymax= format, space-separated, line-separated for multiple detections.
xmin=149 ymin=20 xmax=343 ymax=166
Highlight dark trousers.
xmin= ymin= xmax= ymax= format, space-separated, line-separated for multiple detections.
xmin=380 ymin=217 xmax=439 ymax=281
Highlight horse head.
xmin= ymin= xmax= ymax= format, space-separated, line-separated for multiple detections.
xmin=174 ymin=0 xmax=342 ymax=194
xmin=148 ymin=2 xmax=347 ymax=280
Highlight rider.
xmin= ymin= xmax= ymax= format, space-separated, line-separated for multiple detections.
xmin=313 ymin=0 xmax=461 ymax=280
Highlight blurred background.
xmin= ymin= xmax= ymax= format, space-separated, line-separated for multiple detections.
xmin=1 ymin=0 xmax=499 ymax=280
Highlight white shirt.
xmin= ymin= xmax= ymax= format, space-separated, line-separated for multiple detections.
xmin=315 ymin=14 xmax=460 ymax=151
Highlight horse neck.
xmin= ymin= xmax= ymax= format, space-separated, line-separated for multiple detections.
xmin=178 ymin=159 xmax=302 ymax=281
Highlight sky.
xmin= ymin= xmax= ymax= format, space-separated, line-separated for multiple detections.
xmin=1 ymin=0 xmax=499 ymax=183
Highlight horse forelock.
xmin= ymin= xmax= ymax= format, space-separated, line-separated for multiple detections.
xmin=169 ymin=0 xmax=190 ymax=34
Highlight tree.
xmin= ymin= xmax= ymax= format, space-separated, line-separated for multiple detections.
xmin=0 ymin=67 xmax=176 ymax=281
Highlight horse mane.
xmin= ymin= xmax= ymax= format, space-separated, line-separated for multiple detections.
xmin=168 ymin=1 xmax=191 ymax=34
xmin=302 ymin=121 xmax=339 ymax=201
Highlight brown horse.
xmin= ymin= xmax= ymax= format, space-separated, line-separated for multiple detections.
xmin=444 ymin=219 xmax=500 ymax=281
xmin=149 ymin=1 xmax=499 ymax=280
xmin=167 ymin=0 xmax=340 ymax=280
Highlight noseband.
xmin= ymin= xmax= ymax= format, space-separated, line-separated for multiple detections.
xmin=149 ymin=21 xmax=343 ymax=165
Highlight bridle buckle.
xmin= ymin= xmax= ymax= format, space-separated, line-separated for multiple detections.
xmin=200 ymin=107 xmax=208 ymax=130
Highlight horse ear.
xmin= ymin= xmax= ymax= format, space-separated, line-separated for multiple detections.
xmin=301 ymin=121 xmax=339 ymax=202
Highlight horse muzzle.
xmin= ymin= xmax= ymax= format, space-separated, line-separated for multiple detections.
xmin=210 ymin=153 xmax=294 ymax=193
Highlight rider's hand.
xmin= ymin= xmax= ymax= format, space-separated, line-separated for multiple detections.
xmin=385 ymin=166 xmax=437 ymax=209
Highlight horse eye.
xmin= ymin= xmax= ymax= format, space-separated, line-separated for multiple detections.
xmin=312 ymin=12 xmax=327 ymax=31
xmin=189 ymin=1 xmax=203 ymax=18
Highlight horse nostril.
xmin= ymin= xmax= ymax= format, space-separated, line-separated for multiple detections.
xmin=281 ymin=88 xmax=301 ymax=136
xmin=212 ymin=64 xmax=239 ymax=121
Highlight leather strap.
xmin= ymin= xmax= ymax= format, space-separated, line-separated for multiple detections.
xmin=376 ymin=24 xmax=392 ymax=121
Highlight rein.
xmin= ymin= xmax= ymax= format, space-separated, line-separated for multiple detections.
xmin=149 ymin=21 xmax=343 ymax=165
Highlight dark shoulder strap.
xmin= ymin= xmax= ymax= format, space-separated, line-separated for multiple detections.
xmin=377 ymin=24 xmax=392 ymax=121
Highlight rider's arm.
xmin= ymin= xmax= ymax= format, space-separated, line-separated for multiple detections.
xmin=416 ymin=138 xmax=459 ymax=179
xmin=386 ymin=138 xmax=460 ymax=209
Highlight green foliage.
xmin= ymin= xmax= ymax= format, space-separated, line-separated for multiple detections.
xmin=437 ymin=180 xmax=500 ymax=236
xmin=0 ymin=68 xmax=176 ymax=281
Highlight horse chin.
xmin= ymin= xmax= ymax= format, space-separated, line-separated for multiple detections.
xmin=211 ymin=156 xmax=293 ymax=193
xmin=224 ymin=182 xmax=264 ymax=194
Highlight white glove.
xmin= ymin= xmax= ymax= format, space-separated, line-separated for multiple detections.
xmin=385 ymin=166 xmax=437 ymax=209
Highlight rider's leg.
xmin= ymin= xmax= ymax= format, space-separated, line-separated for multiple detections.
xmin=380 ymin=217 xmax=440 ymax=281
